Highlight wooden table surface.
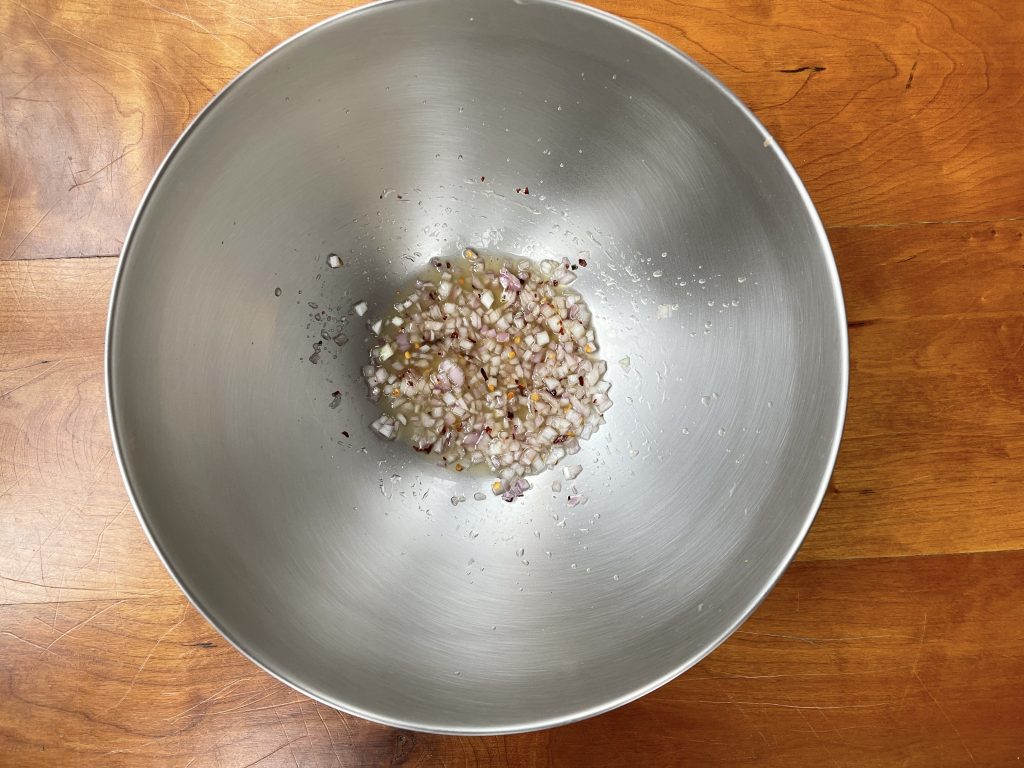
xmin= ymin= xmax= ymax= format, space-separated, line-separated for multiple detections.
xmin=1 ymin=0 xmax=1022 ymax=765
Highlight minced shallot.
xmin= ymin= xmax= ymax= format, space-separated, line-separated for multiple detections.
xmin=361 ymin=250 xmax=611 ymax=500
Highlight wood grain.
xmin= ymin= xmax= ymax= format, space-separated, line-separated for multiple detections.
xmin=0 ymin=259 xmax=169 ymax=607
xmin=1 ymin=0 xmax=1023 ymax=765
xmin=0 ymin=0 xmax=360 ymax=261
xmin=801 ymin=220 xmax=1024 ymax=561
xmin=3 ymin=551 xmax=1022 ymax=766
xmin=2 ymin=0 xmax=1022 ymax=261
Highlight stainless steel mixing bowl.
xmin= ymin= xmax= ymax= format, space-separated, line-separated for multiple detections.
xmin=107 ymin=0 xmax=847 ymax=734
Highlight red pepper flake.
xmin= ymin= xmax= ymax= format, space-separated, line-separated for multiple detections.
xmin=515 ymin=187 xmax=522 ymax=193
xmin=332 ymin=390 xmax=342 ymax=397
xmin=341 ymin=430 xmax=350 ymax=438
xmin=578 ymin=376 xmax=585 ymax=386
xmin=553 ymin=434 xmax=569 ymax=444
xmin=578 ymin=258 xmax=588 ymax=267
xmin=397 ymin=194 xmax=403 ymax=199
xmin=480 ymin=176 xmax=485 ymax=182
xmin=524 ymin=186 xmax=530 ymax=195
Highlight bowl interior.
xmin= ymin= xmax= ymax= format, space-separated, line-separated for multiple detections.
xmin=108 ymin=0 xmax=846 ymax=733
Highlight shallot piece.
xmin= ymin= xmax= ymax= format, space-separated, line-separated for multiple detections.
xmin=498 ymin=267 xmax=522 ymax=292
xmin=370 ymin=415 xmax=399 ymax=441
xmin=502 ymin=477 xmax=531 ymax=503
xmin=360 ymin=251 xmax=612 ymax=496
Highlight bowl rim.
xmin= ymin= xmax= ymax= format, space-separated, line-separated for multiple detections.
xmin=106 ymin=0 xmax=849 ymax=736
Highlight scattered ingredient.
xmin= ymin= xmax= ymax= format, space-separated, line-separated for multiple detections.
xmin=353 ymin=301 xmax=368 ymax=316
xmin=656 ymin=304 xmax=678 ymax=319
xmin=360 ymin=250 xmax=611 ymax=498
xmin=370 ymin=414 xmax=399 ymax=440
xmin=563 ymin=464 xmax=583 ymax=480
xmin=502 ymin=477 xmax=531 ymax=503
xmin=618 ymin=356 xmax=631 ymax=371
xmin=327 ymin=254 xmax=342 ymax=269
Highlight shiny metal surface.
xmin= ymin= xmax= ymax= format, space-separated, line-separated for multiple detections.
xmin=107 ymin=0 xmax=847 ymax=734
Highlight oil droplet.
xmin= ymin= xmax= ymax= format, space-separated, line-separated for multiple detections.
xmin=681 ymin=427 xmax=690 ymax=435
xmin=570 ymin=563 xmax=578 ymax=570
xmin=737 ymin=276 xmax=747 ymax=283
xmin=612 ymin=574 xmax=619 ymax=581
xmin=516 ymin=547 xmax=525 ymax=557
xmin=274 ymin=287 xmax=282 ymax=297
xmin=717 ymin=427 xmax=726 ymax=437
xmin=701 ymin=395 xmax=712 ymax=407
